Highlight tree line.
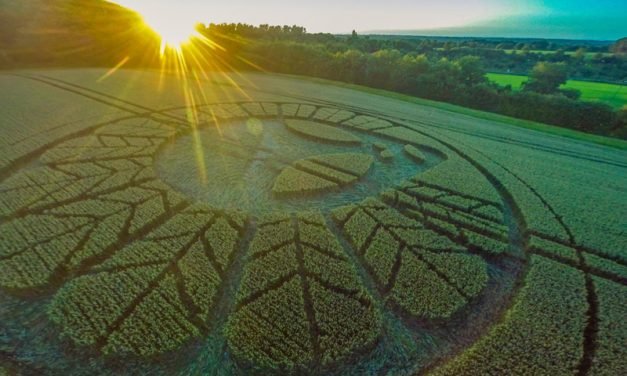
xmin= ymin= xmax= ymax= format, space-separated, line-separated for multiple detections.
xmin=199 ymin=25 xmax=626 ymax=138
xmin=199 ymin=24 xmax=626 ymax=83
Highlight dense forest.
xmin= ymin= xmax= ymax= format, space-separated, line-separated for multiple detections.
xmin=0 ymin=0 xmax=625 ymax=138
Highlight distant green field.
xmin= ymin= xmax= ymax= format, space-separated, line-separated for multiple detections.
xmin=502 ymin=50 xmax=613 ymax=59
xmin=487 ymin=73 xmax=627 ymax=109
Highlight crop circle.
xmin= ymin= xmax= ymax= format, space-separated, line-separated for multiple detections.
xmin=0 ymin=101 xmax=525 ymax=374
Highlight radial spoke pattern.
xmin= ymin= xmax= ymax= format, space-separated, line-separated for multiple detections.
xmin=0 ymin=98 xmax=623 ymax=375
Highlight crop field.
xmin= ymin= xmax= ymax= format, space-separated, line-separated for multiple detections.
xmin=487 ymin=73 xmax=627 ymax=108
xmin=0 ymin=69 xmax=625 ymax=375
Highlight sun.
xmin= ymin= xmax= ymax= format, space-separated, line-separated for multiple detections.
xmin=139 ymin=13 xmax=201 ymax=55
xmin=109 ymin=1 xmax=200 ymax=54
xmin=144 ymin=15 xmax=200 ymax=54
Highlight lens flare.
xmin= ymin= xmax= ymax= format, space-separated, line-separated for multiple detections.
xmin=142 ymin=15 xmax=199 ymax=55
xmin=107 ymin=1 xmax=260 ymax=185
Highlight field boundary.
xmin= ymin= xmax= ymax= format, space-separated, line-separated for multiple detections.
xmin=4 ymin=68 xmax=624 ymax=149
xmin=272 ymin=73 xmax=627 ymax=150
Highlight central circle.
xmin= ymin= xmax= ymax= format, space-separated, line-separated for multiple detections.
xmin=156 ymin=118 xmax=441 ymax=215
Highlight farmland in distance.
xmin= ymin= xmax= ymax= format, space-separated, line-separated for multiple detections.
xmin=487 ymin=72 xmax=627 ymax=109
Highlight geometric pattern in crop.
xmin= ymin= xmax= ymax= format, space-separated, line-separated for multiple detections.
xmin=225 ymin=211 xmax=380 ymax=369
xmin=1 ymin=92 xmax=624 ymax=375
xmin=333 ymin=197 xmax=490 ymax=320
xmin=48 ymin=205 xmax=245 ymax=356
xmin=272 ymin=153 xmax=374 ymax=196
xmin=285 ymin=119 xmax=363 ymax=145
xmin=156 ymin=108 xmax=429 ymax=215
xmin=0 ymin=120 xmax=184 ymax=290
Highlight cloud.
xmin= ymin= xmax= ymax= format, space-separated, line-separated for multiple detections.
xmin=366 ymin=14 xmax=627 ymax=40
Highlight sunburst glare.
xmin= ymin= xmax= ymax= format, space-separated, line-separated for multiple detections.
xmin=106 ymin=1 xmax=259 ymax=185
xmin=141 ymin=13 xmax=200 ymax=55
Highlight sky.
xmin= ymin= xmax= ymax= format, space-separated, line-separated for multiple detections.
xmin=112 ymin=0 xmax=627 ymax=40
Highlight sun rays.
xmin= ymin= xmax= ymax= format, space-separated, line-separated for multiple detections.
xmin=102 ymin=1 xmax=261 ymax=186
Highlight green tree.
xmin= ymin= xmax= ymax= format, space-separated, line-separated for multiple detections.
xmin=335 ymin=49 xmax=366 ymax=83
xmin=367 ymin=49 xmax=402 ymax=89
xmin=573 ymin=48 xmax=587 ymax=61
xmin=614 ymin=107 xmax=627 ymax=138
xmin=418 ymin=58 xmax=461 ymax=100
xmin=456 ymin=56 xmax=486 ymax=86
xmin=523 ymin=62 xmax=569 ymax=94
xmin=349 ymin=29 xmax=359 ymax=45
xmin=611 ymin=37 xmax=627 ymax=54
xmin=393 ymin=54 xmax=430 ymax=91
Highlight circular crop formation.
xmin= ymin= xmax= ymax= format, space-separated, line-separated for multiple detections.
xmin=1 ymin=101 xmax=623 ymax=375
